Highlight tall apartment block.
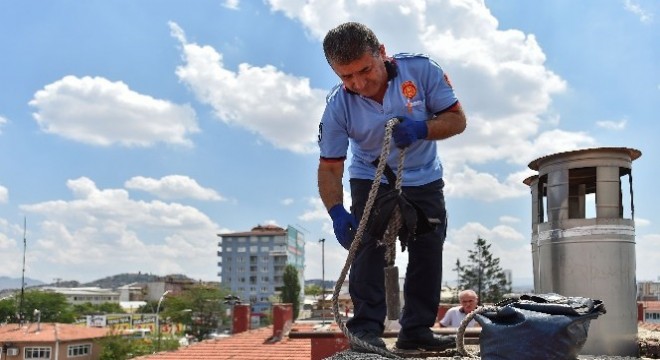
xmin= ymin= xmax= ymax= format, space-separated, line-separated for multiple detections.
xmin=217 ymin=224 xmax=305 ymax=315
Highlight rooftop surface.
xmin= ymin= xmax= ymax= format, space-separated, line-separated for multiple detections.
xmin=0 ymin=322 xmax=109 ymax=342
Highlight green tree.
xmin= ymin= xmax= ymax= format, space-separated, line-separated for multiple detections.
xmin=0 ymin=297 xmax=15 ymax=322
xmin=1 ymin=290 xmax=75 ymax=323
xmin=304 ymin=284 xmax=322 ymax=297
xmin=457 ymin=237 xmax=512 ymax=304
xmin=72 ymin=302 xmax=125 ymax=316
xmin=161 ymin=284 xmax=229 ymax=341
xmin=97 ymin=335 xmax=134 ymax=360
xmin=135 ymin=300 xmax=157 ymax=314
xmin=280 ymin=264 xmax=301 ymax=320
xmin=96 ymin=334 xmax=178 ymax=360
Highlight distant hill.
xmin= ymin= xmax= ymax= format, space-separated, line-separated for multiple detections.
xmin=0 ymin=276 xmax=45 ymax=291
xmin=0 ymin=273 xmax=197 ymax=292
xmin=81 ymin=272 xmax=163 ymax=289
xmin=305 ymin=279 xmax=336 ymax=289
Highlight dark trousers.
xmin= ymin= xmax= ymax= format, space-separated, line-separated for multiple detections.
xmin=347 ymin=178 xmax=447 ymax=338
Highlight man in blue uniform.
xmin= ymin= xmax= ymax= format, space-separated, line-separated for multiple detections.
xmin=317 ymin=22 xmax=467 ymax=351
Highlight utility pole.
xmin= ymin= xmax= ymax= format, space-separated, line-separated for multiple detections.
xmin=19 ymin=217 xmax=27 ymax=326
xmin=319 ymin=238 xmax=325 ymax=324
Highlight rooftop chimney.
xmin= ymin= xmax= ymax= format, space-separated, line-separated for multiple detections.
xmin=525 ymin=147 xmax=641 ymax=356
xmin=232 ymin=304 xmax=250 ymax=334
xmin=272 ymin=303 xmax=293 ymax=339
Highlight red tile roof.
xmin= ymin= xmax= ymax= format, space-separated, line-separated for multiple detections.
xmin=641 ymin=301 xmax=660 ymax=311
xmin=0 ymin=323 xmax=109 ymax=342
xmin=134 ymin=325 xmax=311 ymax=360
xmin=219 ymin=224 xmax=287 ymax=237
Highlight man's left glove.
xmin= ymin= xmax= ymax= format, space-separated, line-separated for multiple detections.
xmin=392 ymin=116 xmax=428 ymax=148
xmin=328 ymin=204 xmax=357 ymax=250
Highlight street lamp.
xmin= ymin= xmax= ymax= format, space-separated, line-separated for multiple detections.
xmin=156 ymin=290 xmax=171 ymax=352
xmin=319 ymin=238 xmax=325 ymax=324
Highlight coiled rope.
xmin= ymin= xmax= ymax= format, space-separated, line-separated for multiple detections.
xmin=331 ymin=118 xmax=405 ymax=359
xmin=455 ymin=305 xmax=498 ymax=358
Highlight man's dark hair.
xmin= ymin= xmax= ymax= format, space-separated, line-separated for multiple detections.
xmin=323 ymin=22 xmax=381 ymax=66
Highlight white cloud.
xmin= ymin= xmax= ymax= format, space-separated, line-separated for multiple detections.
xmin=17 ymin=177 xmax=223 ymax=281
xmin=0 ymin=219 xmax=17 ymax=250
xmin=637 ymin=233 xmax=660 ymax=281
xmin=635 ymin=217 xmax=651 ymax=227
xmin=263 ymin=219 xmax=281 ymax=226
xmin=499 ymin=216 xmax=520 ymax=224
xmin=0 ymin=185 xmax=7 ymax=203
xmin=222 ymin=0 xmax=240 ymax=10
xmin=623 ymin=0 xmax=654 ymax=24
xmin=298 ymin=197 xmax=328 ymax=222
xmin=596 ymin=118 xmax=627 ymax=131
xmin=443 ymin=164 xmax=529 ymax=201
xmin=281 ymin=198 xmax=294 ymax=206
xmin=125 ymin=175 xmax=224 ymax=201
xmin=0 ymin=115 xmax=7 ymax=134
xmin=29 ymin=76 xmax=199 ymax=147
xmin=442 ymin=221 xmax=531 ymax=284
xmin=169 ymin=22 xmax=324 ymax=154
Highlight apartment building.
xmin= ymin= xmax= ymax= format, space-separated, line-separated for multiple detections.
xmin=218 ymin=225 xmax=305 ymax=315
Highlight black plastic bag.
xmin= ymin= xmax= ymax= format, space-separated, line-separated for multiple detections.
xmin=365 ymin=160 xmax=434 ymax=250
xmin=475 ymin=293 xmax=606 ymax=360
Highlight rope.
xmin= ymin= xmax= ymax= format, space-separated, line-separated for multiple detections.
xmin=455 ymin=305 xmax=498 ymax=358
xmin=331 ymin=118 xmax=405 ymax=359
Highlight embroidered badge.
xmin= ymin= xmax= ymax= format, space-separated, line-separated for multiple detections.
xmin=401 ymin=81 xmax=417 ymax=113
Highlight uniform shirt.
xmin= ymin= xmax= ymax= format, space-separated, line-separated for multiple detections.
xmin=440 ymin=306 xmax=479 ymax=327
xmin=318 ymin=53 xmax=458 ymax=186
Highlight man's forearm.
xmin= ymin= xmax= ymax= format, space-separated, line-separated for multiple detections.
xmin=426 ymin=105 xmax=467 ymax=140
xmin=318 ymin=163 xmax=345 ymax=211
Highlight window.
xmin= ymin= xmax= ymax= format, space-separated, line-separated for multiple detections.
xmin=25 ymin=347 xmax=51 ymax=359
xmin=68 ymin=344 xmax=91 ymax=357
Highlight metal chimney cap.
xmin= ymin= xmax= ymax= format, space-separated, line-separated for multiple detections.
xmin=527 ymin=147 xmax=641 ymax=171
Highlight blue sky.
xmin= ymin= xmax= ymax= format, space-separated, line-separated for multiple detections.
xmin=0 ymin=0 xmax=658 ymax=287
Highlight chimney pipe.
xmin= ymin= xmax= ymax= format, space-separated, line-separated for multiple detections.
xmin=232 ymin=304 xmax=250 ymax=334
xmin=272 ymin=303 xmax=293 ymax=339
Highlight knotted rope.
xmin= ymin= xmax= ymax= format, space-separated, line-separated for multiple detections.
xmin=331 ymin=118 xmax=405 ymax=359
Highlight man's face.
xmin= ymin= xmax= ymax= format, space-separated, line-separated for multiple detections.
xmin=459 ymin=295 xmax=477 ymax=313
xmin=330 ymin=46 xmax=388 ymax=100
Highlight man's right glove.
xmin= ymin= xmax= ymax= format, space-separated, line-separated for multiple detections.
xmin=328 ymin=204 xmax=357 ymax=250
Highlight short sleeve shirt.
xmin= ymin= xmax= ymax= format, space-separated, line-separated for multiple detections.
xmin=318 ymin=53 xmax=458 ymax=186
xmin=440 ymin=306 xmax=478 ymax=327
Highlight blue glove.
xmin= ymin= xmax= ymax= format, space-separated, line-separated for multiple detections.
xmin=392 ymin=116 xmax=428 ymax=148
xmin=328 ymin=204 xmax=357 ymax=250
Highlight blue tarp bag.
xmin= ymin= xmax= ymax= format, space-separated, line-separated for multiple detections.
xmin=475 ymin=293 xmax=606 ymax=360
